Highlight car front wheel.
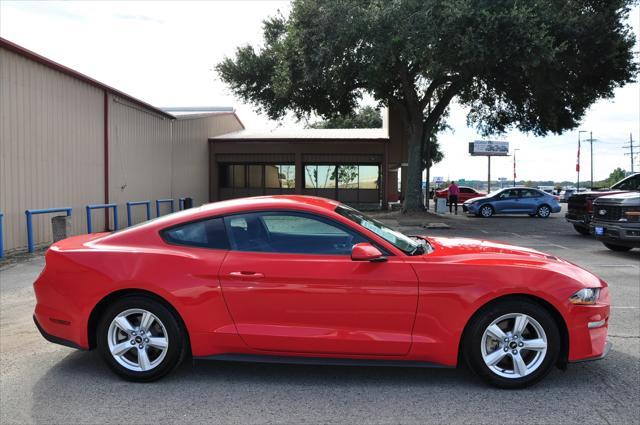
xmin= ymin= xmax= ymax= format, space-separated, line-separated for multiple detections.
xmin=463 ymin=299 xmax=560 ymax=389
xmin=97 ymin=296 xmax=187 ymax=382
xmin=480 ymin=205 xmax=494 ymax=218
xmin=536 ymin=205 xmax=551 ymax=218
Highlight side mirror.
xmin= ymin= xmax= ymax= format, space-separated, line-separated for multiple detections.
xmin=351 ymin=243 xmax=386 ymax=262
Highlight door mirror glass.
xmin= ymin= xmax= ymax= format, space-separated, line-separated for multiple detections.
xmin=351 ymin=243 xmax=386 ymax=262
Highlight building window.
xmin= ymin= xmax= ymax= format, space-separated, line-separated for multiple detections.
xmin=358 ymin=165 xmax=379 ymax=189
xmin=305 ymin=164 xmax=379 ymax=190
xmin=305 ymin=165 xmax=336 ymax=189
xmin=221 ymin=164 xmax=295 ymax=190
xmin=265 ymin=165 xmax=296 ymax=189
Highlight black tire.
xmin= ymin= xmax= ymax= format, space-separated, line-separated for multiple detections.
xmin=96 ymin=296 xmax=187 ymax=382
xmin=463 ymin=298 xmax=560 ymax=389
xmin=603 ymin=243 xmax=633 ymax=252
xmin=536 ymin=204 xmax=551 ymax=218
xmin=573 ymin=224 xmax=591 ymax=236
xmin=479 ymin=205 xmax=494 ymax=218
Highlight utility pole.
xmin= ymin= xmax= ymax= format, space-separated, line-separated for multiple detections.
xmin=512 ymin=151 xmax=515 ymax=187
xmin=577 ymin=130 xmax=587 ymax=190
xmin=623 ymin=133 xmax=640 ymax=173
xmin=589 ymin=131 xmax=594 ymax=189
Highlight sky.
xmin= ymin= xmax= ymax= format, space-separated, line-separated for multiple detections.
xmin=1 ymin=1 xmax=638 ymax=183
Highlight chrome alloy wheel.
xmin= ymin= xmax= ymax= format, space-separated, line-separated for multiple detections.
xmin=480 ymin=313 xmax=548 ymax=379
xmin=107 ymin=308 xmax=169 ymax=372
xmin=538 ymin=205 xmax=551 ymax=217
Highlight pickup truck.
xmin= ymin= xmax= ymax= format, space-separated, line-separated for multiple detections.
xmin=590 ymin=192 xmax=640 ymax=251
xmin=566 ymin=173 xmax=639 ymax=235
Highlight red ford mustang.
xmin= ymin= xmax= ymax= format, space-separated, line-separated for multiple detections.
xmin=33 ymin=196 xmax=610 ymax=388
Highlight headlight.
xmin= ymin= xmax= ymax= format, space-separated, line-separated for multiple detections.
xmin=569 ymin=288 xmax=600 ymax=305
xmin=623 ymin=210 xmax=640 ymax=222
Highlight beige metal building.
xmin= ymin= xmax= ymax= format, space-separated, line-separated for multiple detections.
xmin=0 ymin=38 xmax=244 ymax=253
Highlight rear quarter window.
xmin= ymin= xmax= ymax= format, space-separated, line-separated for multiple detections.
xmin=162 ymin=217 xmax=229 ymax=250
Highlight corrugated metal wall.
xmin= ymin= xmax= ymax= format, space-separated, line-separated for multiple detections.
xmin=171 ymin=114 xmax=244 ymax=206
xmin=0 ymin=46 xmax=243 ymax=252
xmin=0 ymin=48 xmax=105 ymax=251
xmin=108 ymin=95 xmax=173 ymax=227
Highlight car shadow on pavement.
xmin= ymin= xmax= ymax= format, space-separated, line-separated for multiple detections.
xmin=29 ymin=348 xmax=639 ymax=424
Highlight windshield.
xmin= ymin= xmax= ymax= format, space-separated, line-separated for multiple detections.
xmin=335 ymin=205 xmax=421 ymax=255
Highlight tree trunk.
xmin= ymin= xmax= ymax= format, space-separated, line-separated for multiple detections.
xmin=402 ymin=122 xmax=425 ymax=212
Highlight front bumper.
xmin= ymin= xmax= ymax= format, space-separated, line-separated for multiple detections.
xmin=463 ymin=204 xmax=478 ymax=214
xmin=590 ymin=222 xmax=640 ymax=248
xmin=569 ymin=341 xmax=611 ymax=363
xmin=565 ymin=212 xmax=590 ymax=225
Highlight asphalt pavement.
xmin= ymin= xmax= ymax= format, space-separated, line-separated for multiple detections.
xmin=1 ymin=205 xmax=638 ymax=424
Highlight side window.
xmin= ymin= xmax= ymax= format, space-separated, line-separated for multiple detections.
xmin=460 ymin=187 xmax=471 ymax=193
xmin=162 ymin=217 xmax=229 ymax=249
xmin=520 ymin=189 xmax=537 ymax=198
xmin=499 ymin=189 xmax=517 ymax=199
xmin=225 ymin=212 xmax=367 ymax=255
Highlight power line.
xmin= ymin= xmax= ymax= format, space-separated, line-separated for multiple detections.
xmin=623 ymin=133 xmax=640 ymax=173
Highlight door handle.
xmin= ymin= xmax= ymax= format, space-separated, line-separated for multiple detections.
xmin=228 ymin=271 xmax=265 ymax=280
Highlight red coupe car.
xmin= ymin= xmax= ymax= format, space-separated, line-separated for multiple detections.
xmin=435 ymin=186 xmax=486 ymax=203
xmin=33 ymin=196 xmax=610 ymax=388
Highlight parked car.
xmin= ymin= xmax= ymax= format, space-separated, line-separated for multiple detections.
xmin=566 ymin=173 xmax=640 ymax=235
xmin=559 ymin=189 xmax=576 ymax=203
xmin=434 ymin=186 xmax=486 ymax=203
xmin=34 ymin=195 xmax=610 ymax=388
xmin=463 ymin=187 xmax=561 ymax=218
xmin=590 ymin=192 xmax=640 ymax=251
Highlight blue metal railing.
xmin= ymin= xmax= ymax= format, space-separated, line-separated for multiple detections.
xmin=0 ymin=212 xmax=4 ymax=258
xmin=126 ymin=201 xmax=152 ymax=227
xmin=86 ymin=204 xmax=118 ymax=233
xmin=25 ymin=207 xmax=72 ymax=253
xmin=155 ymin=199 xmax=174 ymax=217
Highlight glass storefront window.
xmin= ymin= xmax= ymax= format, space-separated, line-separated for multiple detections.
xmin=358 ymin=165 xmax=379 ymax=189
xmin=266 ymin=165 xmax=295 ymax=189
xmin=248 ymin=165 xmax=263 ymax=188
xmin=336 ymin=165 xmax=359 ymax=189
xmin=305 ymin=165 xmax=336 ymax=189
xmin=232 ymin=165 xmax=245 ymax=188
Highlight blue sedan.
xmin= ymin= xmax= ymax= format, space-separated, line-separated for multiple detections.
xmin=463 ymin=187 xmax=562 ymax=218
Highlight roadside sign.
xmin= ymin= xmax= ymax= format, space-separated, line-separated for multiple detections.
xmin=469 ymin=140 xmax=509 ymax=156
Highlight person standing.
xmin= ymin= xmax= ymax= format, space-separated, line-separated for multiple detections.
xmin=448 ymin=181 xmax=460 ymax=214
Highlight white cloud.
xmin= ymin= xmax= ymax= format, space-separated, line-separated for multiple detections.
xmin=1 ymin=1 xmax=638 ymax=182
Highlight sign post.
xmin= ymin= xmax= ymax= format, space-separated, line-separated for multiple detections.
xmin=469 ymin=140 xmax=509 ymax=193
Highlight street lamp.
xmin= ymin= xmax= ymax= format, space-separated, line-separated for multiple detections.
xmin=577 ymin=130 xmax=588 ymax=191
xmin=513 ymin=148 xmax=520 ymax=187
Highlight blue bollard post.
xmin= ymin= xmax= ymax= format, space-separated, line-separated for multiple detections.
xmin=24 ymin=208 xmax=73 ymax=253
xmin=86 ymin=204 xmax=119 ymax=233
xmin=126 ymin=201 xmax=152 ymax=227
xmin=155 ymin=199 xmax=174 ymax=217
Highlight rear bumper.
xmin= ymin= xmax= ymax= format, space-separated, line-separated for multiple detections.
xmin=565 ymin=212 xmax=589 ymax=225
xmin=33 ymin=314 xmax=86 ymax=350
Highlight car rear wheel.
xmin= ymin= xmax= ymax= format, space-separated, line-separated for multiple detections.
xmin=97 ymin=296 xmax=186 ymax=382
xmin=536 ymin=205 xmax=551 ymax=218
xmin=463 ymin=299 xmax=560 ymax=389
xmin=573 ymin=224 xmax=591 ymax=236
xmin=480 ymin=205 xmax=494 ymax=218
xmin=603 ymin=243 xmax=633 ymax=252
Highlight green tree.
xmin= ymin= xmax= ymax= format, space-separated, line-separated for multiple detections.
xmin=602 ymin=167 xmax=627 ymax=187
xmin=307 ymin=106 xmax=383 ymax=129
xmin=217 ymin=0 xmax=637 ymax=212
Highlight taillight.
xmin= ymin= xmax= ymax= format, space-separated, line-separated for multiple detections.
xmin=586 ymin=198 xmax=593 ymax=213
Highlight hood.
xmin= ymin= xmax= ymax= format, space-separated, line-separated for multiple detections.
xmin=464 ymin=196 xmax=490 ymax=204
xmin=425 ymin=236 xmax=556 ymax=260
xmin=593 ymin=192 xmax=640 ymax=206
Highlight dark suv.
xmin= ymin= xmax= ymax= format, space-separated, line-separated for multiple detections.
xmin=590 ymin=192 xmax=640 ymax=251
xmin=566 ymin=173 xmax=640 ymax=235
